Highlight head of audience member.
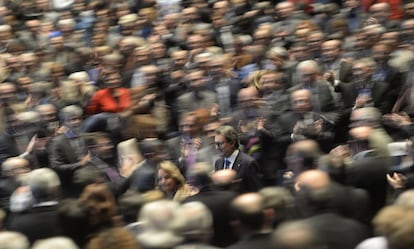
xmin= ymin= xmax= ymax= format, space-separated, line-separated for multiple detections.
xmin=170 ymin=49 xmax=188 ymax=70
xmin=157 ymin=161 xmax=186 ymax=197
xmin=371 ymin=42 xmax=392 ymax=66
xmin=187 ymin=33 xmax=207 ymax=54
xmin=290 ymin=42 xmax=309 ymax=63
xmin=363 ymin=24 xmax=386 ymax=48
xmin=259 ymin=187 xmax=295 ymax=228
xmin=297 ymin=60 xmax=319 ymax=86
xmin=118 ymin=36 xmax=139 ymax=58
xmin=259 ymin=71 xmax=285 ymax=96
xmin=0 ymin=82 xmax=17 ymax=105
xmin=266 ymin=46 xmax=289 ymax=71
xmin=88 ymin=227 xmax=138 ymax=249
xmin=59 ymin=105 xmax=83 ymax=133
xmin=211 ymin=169 xmax=240 ymax=191
xmin=285 ymin=140 xmax=321 ymax=177
xmin=373 ymin=205 xmax=414 ymax=249
xmin=1 ymin=157 xmax=30 ymax=181
xmin=0 ymin=231 xmax=29 ymax=249
xmin=352 ymin=58 xmax=376 ymax=84
xmin=294 ymin=169 xmax=332 ymax=217
xmin=31 ymin=237 xmax=79 ymax=249
xmin=79 ymin=183 xmax=119 ymax=232
xmin=137 ymin=200 xmax=183 ymax=249
xmin=321 ymin=39 xmax=342 ymax=64
xmin=214 ymin=125 xmax=239 ymax=158
xmin=174 ymin=201 xmax=213 ymax=244
xmin=275 ymin=1 xmax=295 ymax=20
xmin=84 ymin=132 xmax=115 ymax=163
xmin=138 ymin=138 xmax=166 ymax=165
xmin=237 ymin=87 xmax=259 ymax=110
xmin=229 ymin=193 xmax=265 ymax=237
xmin=179 ymin=112 xmax=202 ymax=139
xmin=272 ymin=220 xmax=323 ymax=249
xmin=186 ymin=70 xmax=207 ymax=94
xmin=307 ymin=30 xmax=326 ymax=58
xmin=139 ymin=64 xmax=160 ymax=87
xmin=400 ymin=19 xmax=414 ymax=45
xmin=290 ymin=89 xmax=313 ymax=116
xmin=369 ymin=2 xmax=391 ymax=24
xmin=26 ymin=168 xmax=61 ymax=203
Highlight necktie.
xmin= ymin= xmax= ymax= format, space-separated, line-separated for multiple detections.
xmin=224 ymin=158 xmax=231 ymax=169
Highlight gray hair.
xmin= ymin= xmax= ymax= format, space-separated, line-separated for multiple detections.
xmin=59 ymin=105 xmax=83 ymax=122
xmin=31 ymin=237 xmax=79 ymax=249
xmin=137 ymin=200 xmax=183 ymax=248
xmin=0 ymin=232 xmax=29 ymax=249
xmin=26 ymin=168 xmax=60 ymax=202
xmin=173 ymin=202 xmax=213 ymax=242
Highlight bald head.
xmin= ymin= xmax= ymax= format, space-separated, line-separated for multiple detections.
xmin=211 ymin=169 xmax=237 ymax=189
xmin=1 ymin=157 xmax=30 ymax=177
xmin=230 ymin=193 xmax=265 ymax=231
xmin=295 ymin=169 xmax=330 ymax=191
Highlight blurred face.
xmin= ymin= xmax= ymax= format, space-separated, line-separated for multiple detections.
xmin=260 ymin=73 xmax=282 ymax=94
xmin=299 ymin=65 xmax=316 ymax=85
xmin=64 ymin=114 xmax=82 ymax=130
xmin=94 ymin=137 xmax=114 ymax=160
xmin=171 ymin=51 xmax=188 ymax=68
xmin=291 ymin=90 xmax=312 ymax=114
xmin=157 ymin=169 xmax=177 ymax=193
xmin=372 ymin=44 xmax=391 ymax=65
xmin=276 ymin=2 xmax=294 ymax=19
xmin=321 ymin=41 xmax=341 ymax=63
xmin=352 ymin=62 xmax=371 ymax=82
xmin=188 ymin=71 xmax=205 ymax=90
xmin=105 ymin=73 xmax=121 ymax=89
xmin=180 ymin=115 xmax=199 ymax=137
xmin=215 ymin=133 xmax=234 ymax=157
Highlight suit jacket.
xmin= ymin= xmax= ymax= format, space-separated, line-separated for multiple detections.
xmin=214 ymin=151 xmax=263 ymax=193
xmin=335 ymin=81 xmax=392 ymax=114
xmin=226 ymin=232 xmax=273 ymax=249
xmin=7 ymin=204 xmax=63 ymax=244
xmin=49 ymin=133 xmax=88 ymax=197
xmin=183 ymin=188 xmax=238 ymax=247
xmin=176 ymin=91 xmax=218 ymax=115
xmin=305 ymin=213 xmax=369 ymax=249
xmin=277 ymin=111 xmax=335 ymax=152
xmin=289 ymin=81 xmax=339 ymax=122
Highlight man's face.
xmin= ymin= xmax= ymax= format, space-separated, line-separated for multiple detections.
xmin=321 ymin=41 xmax=340 ymax=63
xmin=372 ymin=44 xmax=391 ymax=65
xmin=215 ymin=134 xmax=234 ymax=157
xmin=64 ymin=114 xmax=82 ymax=130
xmin=180 ymin=116 xmax=199 ymax=138
xmin=299 ymin=66 xmax=316 ymax=85
xmin=291 ymin=91 xmax=312 ymax=114
xmin=352 ymin=63 xmax=371 ymax=82
xmin=260 ymin=73 xmax=282 ymax=94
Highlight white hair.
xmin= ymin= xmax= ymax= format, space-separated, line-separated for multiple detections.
xmin=31 ymin=237 xmax=79 ymax=249
xmin=0 ymin=232 xmax=29 ymax=249
xmin=26 ymin=168 xmax=60 ymax=202
xmin=173 ymin=201 xmax=213 ymax=241
xmin=68 ymin=71 xmax=90 ymax=83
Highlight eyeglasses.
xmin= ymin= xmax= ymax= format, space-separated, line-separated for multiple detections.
xmin=215 ymin=141 xmax=225 ymax=147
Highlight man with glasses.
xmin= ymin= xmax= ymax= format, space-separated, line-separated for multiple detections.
xmin=214 ymin=125 xmax=263 ymax=193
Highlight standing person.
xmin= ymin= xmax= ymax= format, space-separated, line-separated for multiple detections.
xmin=214 ymin=125 xmax=263 ymax=193
xmin=49 ymin=105 xmax=90 ymax=198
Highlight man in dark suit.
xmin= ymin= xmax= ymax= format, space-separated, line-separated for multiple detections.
xmin=277 ymin=89 xmax=335 ymax=153
xmin=7 ymin=168 xmax=63 ymax=244
xmin=294 ymin=170 xmax=370 ymax=249
xmin=214 ymin=125 xmax=263 ymax=193
xmin=49 ymin=105 xmax=90 ymax=198
xmin=183 ymin=164 xmax=238 ymax=247
xmin=289 ymin=60 xmax=339 ymax=123
xmin=226 ymin=193 xmax=273 ymax=249
xmin=334 ymin=58 xmax=393 ymax=144
xmin=320 ymin=39 xmax=353 ymax=84
xmin=176 ymin=70 xmax=218 ymax=115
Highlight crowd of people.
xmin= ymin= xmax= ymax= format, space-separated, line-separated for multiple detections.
xmin=1 ymin=0 xmax=414 ymax=248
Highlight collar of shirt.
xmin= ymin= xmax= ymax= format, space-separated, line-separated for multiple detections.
xmin=225 ymin=149 xmax=239 ymax=169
